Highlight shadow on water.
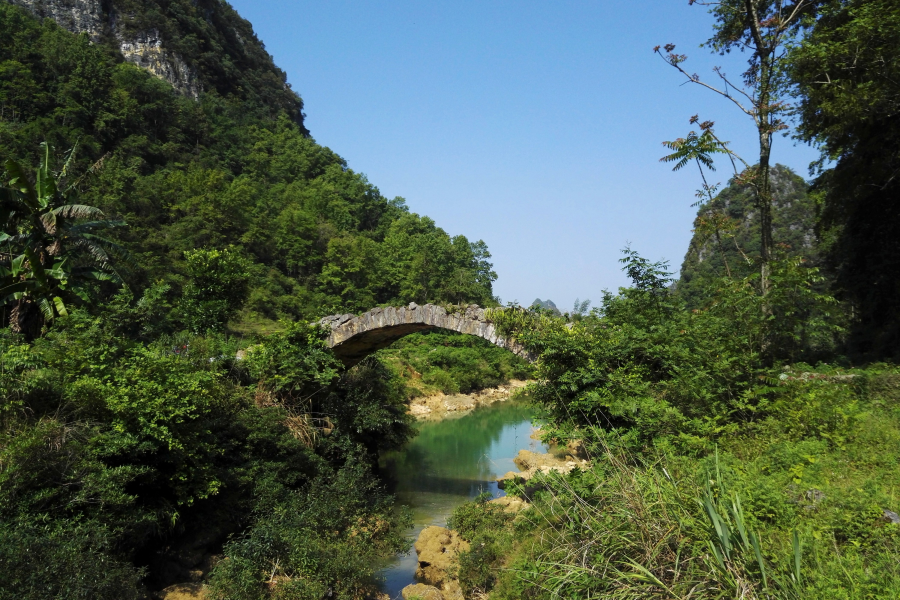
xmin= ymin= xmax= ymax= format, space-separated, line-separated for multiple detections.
xmin=377 ymin=397 xmax=547 ymax=598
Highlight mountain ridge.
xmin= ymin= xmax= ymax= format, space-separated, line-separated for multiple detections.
xmin=7 ymin=0 xmax=306 ymax=129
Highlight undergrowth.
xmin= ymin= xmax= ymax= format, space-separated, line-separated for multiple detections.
xmin=450 ymin=365 xmax=900 ymax=600
xmin=376 ymin=330 xmax=533 ymax=398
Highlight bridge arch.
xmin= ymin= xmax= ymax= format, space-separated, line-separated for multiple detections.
xmin=320 ymin=303 xmax=530 ymax=367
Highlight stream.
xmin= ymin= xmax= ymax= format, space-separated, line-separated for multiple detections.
xmin=377 ymin=397 xmax=547 ymax=598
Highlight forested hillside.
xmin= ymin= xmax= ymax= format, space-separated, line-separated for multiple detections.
xmin=0 ymin=2 xmax=510 ymax=599
xmin=678 ymin=165 xmax=817 ymax=308
xmin=4 ymin=0 xmax=900 ymax=599
xmin=0 ymin=0 xmax=496 ymax=334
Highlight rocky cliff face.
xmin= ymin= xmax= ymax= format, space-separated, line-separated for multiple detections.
xmin=8 ymin=0 xmax=200 ymax=97
xmin=7 ymin=0 xmax=306 ymax=128
xmin=116 ymin=27 xmax=201 ymax=98
xmin=7 ymin=0 xmax=104 ymax=38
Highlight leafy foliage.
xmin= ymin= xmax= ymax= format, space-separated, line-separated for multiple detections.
xmin=180 ymin=247 xmax=251 ymax=333
xmin=790 ymin=0 xmax=900 ymax=359
xmin=492 ymin=248 xmax=841 ymax=452
xmin=1 ymin=143 xmax=128 ymax=337
xmin=0 ymin=297 xmax=415 ymax=597
xmin=0 ymin=2 xmax=497 ymax=333
xmin=0 ymin=519 xmax=145 ymax=600
xmin=376 ymin=330 xmax=532 ymax=398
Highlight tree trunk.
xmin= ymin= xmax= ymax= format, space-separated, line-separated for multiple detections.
xmin=9 ymin=298 xmax=42 ymax=340
xmin=756 ymin=55 xmax=775 ymax=296
xmin=714 ymin=227 xmax=732 ymax=278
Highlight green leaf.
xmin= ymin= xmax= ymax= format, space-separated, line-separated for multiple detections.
xmin=52 ymin=296 xmax=68 ymax=317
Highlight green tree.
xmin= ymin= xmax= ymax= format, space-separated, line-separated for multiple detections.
xmin=180 ymin=247 xmax=251 ymax=333
xmin=1 ymin=143 xmax=128 ymax=337
xmin=662 ymin=120 xmax=744 ymax=278
xmin=656 ymin=0 xmax=822 ymax=292
xmin=790 ymin=0 xmax=900 ymax=358
xmin=678 ymin=165 xmax=816 ymax=309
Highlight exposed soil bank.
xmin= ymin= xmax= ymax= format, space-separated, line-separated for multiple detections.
xmin=407 ymin=380 xmax=530 ymax=420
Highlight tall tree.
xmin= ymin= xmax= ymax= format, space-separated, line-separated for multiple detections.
xmin=790 ymin=0 xmax=900 ymax=357
xmin=1 ymin=144 xmax=128 ymax=337
xmin=661 ymin=118 xmax=745 ymax=278
xmin=656 ymin=0 xmax=821 ymax=292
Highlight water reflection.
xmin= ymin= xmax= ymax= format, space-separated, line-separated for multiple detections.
xmin=377 ymin=398 xmax=546 ymax=598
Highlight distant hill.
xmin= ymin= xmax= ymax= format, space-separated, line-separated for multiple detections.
xmin=530 ymin=299 xmax=560 ymax=314
xmin=678 ymin=165 xmax=817 ymax=308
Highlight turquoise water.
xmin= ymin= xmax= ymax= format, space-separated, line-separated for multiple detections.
xmin=377 ymin=398 xmax=546 ymax=598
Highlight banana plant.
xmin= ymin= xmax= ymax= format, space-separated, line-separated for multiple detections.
xmin=1 ymin=143 xmax=130 ymax=337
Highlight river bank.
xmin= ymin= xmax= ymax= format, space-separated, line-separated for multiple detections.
xmin=378 ymin=396 xmax=546 ymax=598
xmin=407 ymin=380 xmax=530 ymax=420
xmin=395 ymin=432 xmax=590 ymax=600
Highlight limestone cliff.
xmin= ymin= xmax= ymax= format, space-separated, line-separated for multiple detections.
xmin=5 ymin=0 xmax=304 ymax=125
xmin=677 ymin=164 xmax=816 ymax=308
xmin=7 ymin=0 xmax=104 ymax=38
xmin=116 ymin=27 xmax=201 ymax=98
xmin=8 ymin=0 xmax=199 ymax=96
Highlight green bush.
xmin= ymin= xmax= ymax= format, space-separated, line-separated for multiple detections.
xmin=206 ymin=461 xmax=410 ymax=600
xmin=447 ymin=493 xmax=514 ymax=596
xmin=0 ymin=302 xmax=415 ymax=597
xmin=492 ymin=249 xmax=842 ymax=453
xmin=0 ymin=520 xmax=144 ymax=600
xmin=377 ymin=330 xmax=533 ymax=398
xmin=180 ymin=248 xmax=252 ymax=334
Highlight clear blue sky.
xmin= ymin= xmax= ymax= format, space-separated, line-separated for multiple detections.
xmin=228 ymin=0 xmax=820 ymax=311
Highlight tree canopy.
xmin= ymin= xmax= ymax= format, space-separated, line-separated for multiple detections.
xmin=790 ymin=0 xmax=900 ymax=358
xmin=0 ymin=2 xmax=497 ymax=334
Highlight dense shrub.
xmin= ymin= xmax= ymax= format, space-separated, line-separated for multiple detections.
xmin=492 ymin=249 xmax=841 ymax=453
xmin=0 ymin=300 xmax=414 ymax=597
xmin=377 ymin=330 xmax=533 ymax=398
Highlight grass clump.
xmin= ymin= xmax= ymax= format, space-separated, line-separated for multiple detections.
xmin=449 ymin=251 xmax=900 ymax=599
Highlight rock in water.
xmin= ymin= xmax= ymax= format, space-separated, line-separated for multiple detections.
xmin=414 ymin=526 xmax=470 ymax=587
xmin=489 ymin=494 xmax=530 ymax=513
xmin=401 ymin=583 xmax=444 ymax=600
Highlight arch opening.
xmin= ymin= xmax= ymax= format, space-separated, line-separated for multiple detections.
xmin=319 ymin=304 xmax=530 ymax=368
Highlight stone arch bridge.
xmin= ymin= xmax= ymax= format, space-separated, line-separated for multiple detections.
xmin=319 ymin=303 xmax=530 ymax=367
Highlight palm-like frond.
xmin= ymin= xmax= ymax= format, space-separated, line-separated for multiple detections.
xmin=660 ymin=130 xmax=728 ymax=172
xmin=0 ymin=187 xmax=20 ymax=225
xmin=70 ymin=238 xmax=113 ymax=268
xmin=1 ymin=143 xmax=132 ymax=329
xmin=49 ymin=204 xmax=106 ymax=220
xmin=4 ymin=159 xmax=39 ymax=210
xmin=76 ymin=233 xmax=135 ymax=267
xmin=35 ymin=142 xmax=59 ymax=207
xmin=70 ymin=267 xmax=123 ymax=283
xmin=37 ymin=296 xmax=54 ymax=321
xmin=64 ymin=219 xmax=126 ymax=235
xmin=0 ymin=232 xmax=30 ymax=245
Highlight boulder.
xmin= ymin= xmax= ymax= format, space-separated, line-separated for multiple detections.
xmin=489 ymin=494 xmax=529 ymax=513
xmin=440 ymin=579 xmax=465 ymax=600
xmin=414 ymin=526 xmax=470 ymax=587
xmin=566 ymin=438 xmax=589 ymax=460
xmin=497 ymin=448 xmax=589 ymax=489
xmin=401 ymin=583 xmax=444 ymax=600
